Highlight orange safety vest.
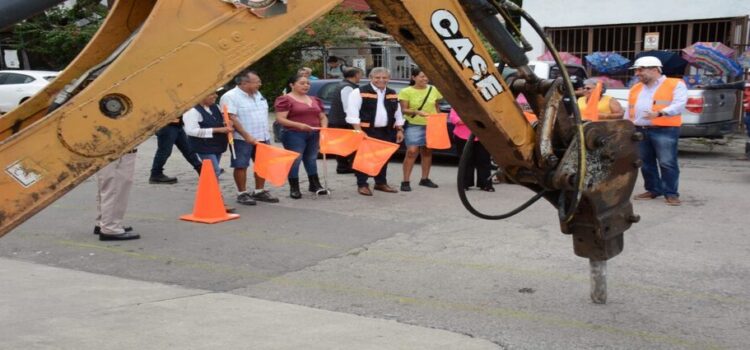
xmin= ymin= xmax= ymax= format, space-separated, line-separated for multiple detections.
xmin=628 ymin=78 xmax=682 ymax=127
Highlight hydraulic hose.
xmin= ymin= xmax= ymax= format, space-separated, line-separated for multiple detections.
xmin=457 ymin=134 xmax=546 ymax=220
xmin=496 ymin=0 xmax=587 ymax=223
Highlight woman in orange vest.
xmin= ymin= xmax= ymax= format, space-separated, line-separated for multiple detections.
xmin=576 ymin=79 xmax=624 ymax=121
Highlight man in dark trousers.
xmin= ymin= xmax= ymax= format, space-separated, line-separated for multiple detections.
xmin=328 ymin=67 xmax=363 ymax=174
xmin=345 ymin=67 xmax=405 ymax=196
xmin=149 ymin=119 xmax=203 ymax=184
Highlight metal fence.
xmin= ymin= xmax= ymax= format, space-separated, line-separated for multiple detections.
xmin=545 ymin=16 xmax=749 ymax=82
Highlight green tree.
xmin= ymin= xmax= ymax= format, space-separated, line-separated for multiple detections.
xmin=249 ymin=5 xmax=366 ymax=103
xmin=13 ymin=0 xmax=107 ymax=70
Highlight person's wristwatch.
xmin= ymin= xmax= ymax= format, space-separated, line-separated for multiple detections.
xmin=657 ymin=111 xmax=666 ymax=117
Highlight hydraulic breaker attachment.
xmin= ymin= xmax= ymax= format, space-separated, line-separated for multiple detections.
xmin=368 ymin=0 xmax=639 ymax=262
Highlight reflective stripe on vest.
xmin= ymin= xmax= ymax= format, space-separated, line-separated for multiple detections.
xmin=628 ymin=78 xmax=682 ymax=127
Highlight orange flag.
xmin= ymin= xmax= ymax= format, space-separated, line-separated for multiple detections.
xmin=319 ymin=127 xmax=364 ymax=156
xmin=254 ymin=143 xmax=300 ymax=187
xmin=426 ymin=113 xmax=451 ymax=149
xmin=523 ymin=111 xmax=538 ymax=123
xmin=222 ymin=104 xmax=236 ymax=159
xmin=582 ymin=81 xmax=602 ymax=121
xmin=352 ymin=137 xmax=399 ymax=176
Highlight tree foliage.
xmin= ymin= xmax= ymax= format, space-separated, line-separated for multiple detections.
xmin=13 ymin=0 xmax=107 ymax=70
xmin=249 ymin=5 xmax=366 ymax=103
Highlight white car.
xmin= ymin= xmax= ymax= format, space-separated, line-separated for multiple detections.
xmin=0 ymin=70 xmax=59 ymax=114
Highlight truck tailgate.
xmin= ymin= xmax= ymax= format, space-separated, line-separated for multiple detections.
xmin=685 ymin=89 xmax=737 ymax=124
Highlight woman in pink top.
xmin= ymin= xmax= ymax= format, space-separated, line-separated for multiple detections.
xmin=275 ymin=74 xmax=328 ymax=199
xmin=449 ymin=108 xmax=494 ymax=191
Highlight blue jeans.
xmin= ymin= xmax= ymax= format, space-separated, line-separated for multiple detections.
xmin=743 ymin=112 xmax=750 ymax=138
xmin=637 ymin=126 xmax=680 ymax=198
xmin=281 ymin=129 xmax=319 ymax=179
xmin=150 ymin=124 xmax=201 ymax=176
xmin=197 ymin=153 xmax=222 ymax=178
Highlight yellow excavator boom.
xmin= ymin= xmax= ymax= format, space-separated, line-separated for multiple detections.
xmin=0 ymin=1 xmax=640 ymax=302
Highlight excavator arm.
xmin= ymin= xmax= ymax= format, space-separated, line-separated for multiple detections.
xmin=0 ymin=0 xmax=640 ymax=303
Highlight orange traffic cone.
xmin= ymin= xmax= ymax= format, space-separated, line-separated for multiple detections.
xmin=180 ymin=159 xmax=240 ymax=224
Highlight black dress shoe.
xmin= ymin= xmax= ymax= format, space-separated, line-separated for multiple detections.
xmin=418 ymin=178 xmax=438 ymax=188
xmin=149 ymin=174 xmax=178 ymax=184
xmin=99 ymin=232 xmax=141 ymax=241
xmin=94 ymin=226 xmax=133 ymax=235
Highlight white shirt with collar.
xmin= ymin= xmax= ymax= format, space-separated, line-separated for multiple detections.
xmin=182 ymin=105 xmax=216 ymax=139
xmin=219 ymin=86 xmax=270 ymax=141
xmin=340 ymin=85 xmax=355 ymax=111
xmin=345 ymin=83 xmax=404 ymax=127
xmin=626 ymin=75 xmax=688 ymax=126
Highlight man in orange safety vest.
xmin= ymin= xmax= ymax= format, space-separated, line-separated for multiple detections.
xmin=625 ymin=56 xmax=688 ymax=206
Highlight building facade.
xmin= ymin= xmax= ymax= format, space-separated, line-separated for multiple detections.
xmin=521 ymin=0 xmax=750 ymax=61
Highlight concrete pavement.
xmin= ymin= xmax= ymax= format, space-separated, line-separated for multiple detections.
xmin=2 ymin=132 xmax=749 ymax=349
xmin=0 ymin=257 xmax=500 ymax=349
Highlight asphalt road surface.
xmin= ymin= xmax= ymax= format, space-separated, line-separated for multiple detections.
xmin=2 ymin=134 xmax=749 ymax=349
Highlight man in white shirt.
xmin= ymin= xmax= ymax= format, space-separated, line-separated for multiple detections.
xmin=345 ymin=67 xmax=405 ymax=196
xmin=625 ymin=56 xmax=687 ymax=206
xmin=220 ymin=70 xmax=279 ymax=205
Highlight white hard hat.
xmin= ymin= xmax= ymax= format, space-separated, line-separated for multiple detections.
xmin=630 ymin=56 xmax=663 ymax=69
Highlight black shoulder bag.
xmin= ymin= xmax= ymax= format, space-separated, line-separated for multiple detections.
xmin=406 ymin=86 xmax=433 ymax=126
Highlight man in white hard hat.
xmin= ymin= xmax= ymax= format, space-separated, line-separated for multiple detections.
xmin=626 ymin=56 xmax=687 ymax=206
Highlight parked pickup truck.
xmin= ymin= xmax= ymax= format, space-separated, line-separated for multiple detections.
xmin=606 ymin=82 xmax=743 ymax=138
xmin=507 ymin=61 xmax=743 ymax=139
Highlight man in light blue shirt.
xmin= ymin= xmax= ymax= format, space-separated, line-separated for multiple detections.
xmin=625 ymin=56 xmax=687 ymax=206
xmin=220 ymin=70 xmax=279 ymax=205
